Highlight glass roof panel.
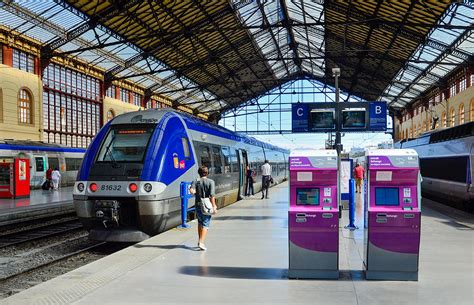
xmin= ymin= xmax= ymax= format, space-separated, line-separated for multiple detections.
xmin=382 ymin=2 xmax=473 ymax=106
xmin=0 ymin=0 xmax=220 ymax=110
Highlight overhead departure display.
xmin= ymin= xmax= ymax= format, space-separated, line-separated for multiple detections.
xmin=292 ymin=101 xmax=387 ymax=133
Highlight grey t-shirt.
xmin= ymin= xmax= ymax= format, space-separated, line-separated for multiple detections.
xmin=191 ymin=177 xmax=215 ymax=203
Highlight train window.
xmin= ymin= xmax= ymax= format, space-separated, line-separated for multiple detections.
xmin=66 ymin=158 xmax=82 ymax=171
xmin=35 ymin=157 xmax=45 ymax=172
xmin=96 ymin=126 xmax=155 ymax=163
xmin=48 ymin=157 xmax=59 ymax=171
xmin=198 ymin=145 xmax=211 ymax=169
xmin=182 ymin=138 xmax=190 ymax=159
xmin=211 ymin=146 xmax=223 ymax=175
xmin=420 ymin=156 xmax=469 ymax=183
xmin=230 ymin=150 xmax=239 ymax=172
xmin=221 ymin=147 xmax=231 ymax=173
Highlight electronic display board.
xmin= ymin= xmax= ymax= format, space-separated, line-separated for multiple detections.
xmin=309 ymin=110 xmax=335 ymax=131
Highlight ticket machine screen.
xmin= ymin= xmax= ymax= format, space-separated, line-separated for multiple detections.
xmin=375 ymin=187 xmax=399 ymax=206
xmin=296 ymin=188 xmax=320 ymax=205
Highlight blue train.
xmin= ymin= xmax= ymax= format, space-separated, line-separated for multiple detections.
xmin=0 ymin=140 xmax=85 ymax=188
xmin=73 ymin=109 xmax=289 ymax=242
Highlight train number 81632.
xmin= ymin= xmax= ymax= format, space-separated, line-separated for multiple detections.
xmin=101 ymin=185 xmax=122 ymax=191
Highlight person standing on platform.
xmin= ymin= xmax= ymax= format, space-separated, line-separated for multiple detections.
xmin=246 ymin=165 xmax=255 ymax=196
xmin=261 ymin=160 xmax=272 ymax=199
xmin=51 ymin=168 xmax=61 ymax=190
xmin=45 ymin=167 xmax=53 ymax=190
xmin=190 ymin=165 xmax=217 ymax=251
xmin=354 ymin=162 xmax=365 ymax=193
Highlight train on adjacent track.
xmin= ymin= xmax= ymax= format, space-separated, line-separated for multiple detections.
xmin=73 ymin=109 xmax=289 ymax=242
xmin=395 ymin=121 xmax=473 ymax=212
xmin=0 ymin=141 xmax=85 ymax=188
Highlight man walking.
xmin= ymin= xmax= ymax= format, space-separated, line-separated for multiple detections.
xmin=261 ymin=160 xmax=272 ymax=199
xmin=354 ymin=162 xmax=365 ymax=193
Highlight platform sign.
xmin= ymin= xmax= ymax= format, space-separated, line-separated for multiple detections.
xmin=292 ymin=104 xmax=309 ymax=132
xmin=291 ymin=101 xmax=387 ymax=133
xmin=369 ymin=101 xmax=387 ymax=131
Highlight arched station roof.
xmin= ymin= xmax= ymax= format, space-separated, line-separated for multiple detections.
xmin=1 ymin=0 xmax=473 ymax=117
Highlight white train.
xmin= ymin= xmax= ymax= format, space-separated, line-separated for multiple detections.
xmin=395 ymin=121 xmax=474 ymax=212
xmin=0 ymin=140 xmax=85 ymax=188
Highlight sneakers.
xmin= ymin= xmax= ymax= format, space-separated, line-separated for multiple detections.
xmin=198 ymin=243 xmax=207 ymax=251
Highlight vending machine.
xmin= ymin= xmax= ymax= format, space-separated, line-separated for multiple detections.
xmin=364 ymin=149 xmax=421 ymax=280
xmin=0 ymin=158 xmax=30 ymax=199
xmin=288 ymin=150 xmax=339 ymax=279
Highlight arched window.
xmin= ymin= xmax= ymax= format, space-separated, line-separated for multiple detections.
xmin=107 ymin=109 xmax=115 ymax=121
xmin=471 ymin=99 xmax=474 ymax=121
xmin=442 ymin=112 xmax=447 ymax=127
xmin=18 ymin=88 xmax=33 ymax=124
xmin=450 ymin=107 xmax=455 ymax=127
xmin=459 ymin=104 xmax=465 ymax=125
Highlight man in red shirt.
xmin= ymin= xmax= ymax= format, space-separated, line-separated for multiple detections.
xmin=354 ymin=162 xmax=365 ymax=193
xmin=45 ymin=167 xmax=53 ymax=190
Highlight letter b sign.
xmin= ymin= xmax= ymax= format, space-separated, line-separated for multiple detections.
xmin=375 ymin=105 xmax=382 ymax=114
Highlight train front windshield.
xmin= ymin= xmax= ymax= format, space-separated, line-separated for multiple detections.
xmin=96 ymin=125 xmax=155 ymax=163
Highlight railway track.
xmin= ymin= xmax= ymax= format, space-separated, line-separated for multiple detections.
xmin=0 ymin=214 xmax=131 ymax=299
xmin=0 ymin=236 xmax=105 ymax=281
xmin=0 ymin=218 xmax=83 ymax=249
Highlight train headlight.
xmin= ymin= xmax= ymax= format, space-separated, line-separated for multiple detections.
xmin=90 ymin=183 xmax=98 ymax=192
xmin=143 ymin=183 xmax=152 ymax=192
xmin=129 ymin=183 xmax=138 ymax=193
xmin=77 ymin=183 xmax=85 ymax=192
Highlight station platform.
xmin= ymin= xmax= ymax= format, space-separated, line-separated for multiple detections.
xmin=1 ymin=182 xmax=472 ymax=305
xmin=0 ymin=187 xmax=74 ymax=225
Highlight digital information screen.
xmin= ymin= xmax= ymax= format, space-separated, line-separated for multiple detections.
xmin=296 ymin=188 xmax=320 ymax=205
xmin=309 ymin=110 xmax=335 ymax=131
xmin=342 ymin=110 xmax=366 ymax=129
xmin=375 ymin=187 xmax=399 ymax=206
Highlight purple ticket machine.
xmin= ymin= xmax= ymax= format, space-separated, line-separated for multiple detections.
xmin=364 ymin=149 xmax=421 ymax=280
xmin=288 ymin=150 xmax=339 ymax=279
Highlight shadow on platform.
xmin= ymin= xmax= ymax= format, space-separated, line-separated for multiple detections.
xmin=134 ymin=244 xmax=201 ymax=251
xmin=179 ymin=266 xmax=365 ymax=281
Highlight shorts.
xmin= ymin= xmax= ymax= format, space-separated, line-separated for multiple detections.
xmin=196 ymin=204 xmax=212 ymax=228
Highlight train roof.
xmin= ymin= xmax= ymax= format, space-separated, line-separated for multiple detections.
xmin=399 ymin=121 xmax=474 ymax=147
xmin=0 ymin=140 xmax=86 ymax=153
xmin=110 ymin=109 xmax=290 ymax=154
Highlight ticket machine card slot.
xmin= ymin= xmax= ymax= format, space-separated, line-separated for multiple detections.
xmin=404 ymin=213 xmax=415 ymax=218
xmin=376 ymin=213 xmax=387 ymax=217
xmin=403 ymin=206 xmax=413 ymax=211
xmin=296 ymin=213 xmax=307 ymax=217
xmin=295 ymin=217 xmax=307 ymax=223
xmin=322 ymin=213 xmax=334 ymax=218
xmin=376 ymin=217 xmax=387 ymax=223
xmin=322 ymin=206 xmax=332 ymax=210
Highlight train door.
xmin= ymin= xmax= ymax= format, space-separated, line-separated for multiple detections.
xmin=32 ymin=155 xmax=46 ymax=188
xmin=237 ymin=149 xmax=248 ymax=199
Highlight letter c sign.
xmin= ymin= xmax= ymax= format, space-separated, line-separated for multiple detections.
xmin=297 ymin=107 xmax=304 ymax=117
